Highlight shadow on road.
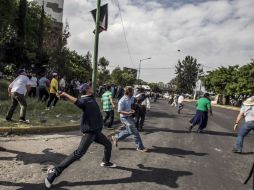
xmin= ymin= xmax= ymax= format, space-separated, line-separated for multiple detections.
xmin=147 ymin=111 xmax=176 ymax=118
xmin=143 ymin=127 xmax=237 ymax=137
xmin=0 ymin=148 xmax=67 ymax=165
xmin=0 ymin=164 xmax=193 ymax=189
xmin=119 ymin=146 xmax=208 ymax=158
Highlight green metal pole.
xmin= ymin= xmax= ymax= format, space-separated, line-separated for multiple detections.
xmin=92 ymin=0 xmax=101 ymax=95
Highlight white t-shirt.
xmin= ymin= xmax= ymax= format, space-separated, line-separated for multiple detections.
xmin=9 ymin=75 xmax=31 ymax=95
xmin=178 ymin=95 xmax=184 ymax=104
xmin=59 ymin=78 xmax=66 ymax=88
xmin=241 ymin=105 xmax=254 ymax=122
xmin=30 ymin=76 xmax=38 ymax=87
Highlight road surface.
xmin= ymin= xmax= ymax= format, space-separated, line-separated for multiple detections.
xmin=0 ymin=100 xmax=253 ymax=190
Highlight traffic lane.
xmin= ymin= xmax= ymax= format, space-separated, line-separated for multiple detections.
xmin=149 ymin=100 xmax=253 ymax=190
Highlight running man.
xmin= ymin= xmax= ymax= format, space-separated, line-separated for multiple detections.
xmin=232 ymin=96 xmax=254 ymax=153
xmin=111 ymin=86 xmax=148 ymax=152
xmin=45 ymin=83 xmax=116 ymax=188
xmin=188 ymin=93 xmax=213 ymax=133
xmin=101 ymin=85 xmax=115 ymax=129
xmin=177 ymin=94 xmax=184 ymax=114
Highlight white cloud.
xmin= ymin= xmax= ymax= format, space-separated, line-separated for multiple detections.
xmin=63 ymin=0 xmax=254 ymax=83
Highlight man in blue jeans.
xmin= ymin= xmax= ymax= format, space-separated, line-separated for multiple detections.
xmin=111 ymin=86 xmax=148 ymax=152
xmin=232 ymin=96 xmax=254 ymax=153
xmin=45 ymin=83 xmax=116 ymax=188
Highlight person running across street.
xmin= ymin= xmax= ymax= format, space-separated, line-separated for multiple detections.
xmin=111 ymin=86 xmax=148 ymax=152
xmin=6 ymin=69 xmax=31 ymax=124
xmin=45 ymin=83 xmax=116 ymax=188
xmin=232 ymin=96 xmax=254 ymax=153
xmin=135 ymin=88 xmax=151 ymax=131
xmin=46 ymin=73 xmax=59 ymax=110
xmin=101 ymin=85 xmax=115 ymax=129
xmin=188 ymin=93 xmax=213 ymax=133
xmin=177 ymin=94 xmax=184 ymax=114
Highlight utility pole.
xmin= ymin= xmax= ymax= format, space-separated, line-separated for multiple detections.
xmin=92 ymin=0 xmax=101 ymax=95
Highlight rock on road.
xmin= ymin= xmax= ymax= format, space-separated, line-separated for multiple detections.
xmin=0 ymin=100 xmax=253 ymax=190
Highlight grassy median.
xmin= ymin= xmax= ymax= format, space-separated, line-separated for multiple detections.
xmin=0 ymin=80 xmax=119 ymax=128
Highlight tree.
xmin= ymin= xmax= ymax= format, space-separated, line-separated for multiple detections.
xmin=111 ymin=66 xmax=123 ymax=85
xmin=148 ymin=83 xmax=162 ymax=93
xmin=98 ymin=57 xmax=110 ymax=84
xmin=174 ymin=56 xmax=202 ymax=94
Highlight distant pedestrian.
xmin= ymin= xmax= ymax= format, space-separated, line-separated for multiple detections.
xmin=59 ymin=76 xmax=66 ymax=91
xmin=111 ymin=86 xmax=148 ymax=152
xmin=101 ymin=85 xmax=115 ymax=129
xmin=177 ymin=94 xmax=184 ymax=114
xmin=188 ymin=93 xmax=213 ymax=133
xmin=116 ymin=85 xmax=124 ymax=100
xmin=38 ymin=74 xmax=50 ymax=102
xmin=232 ymin=96 xmax=254 ymax=153
xmin=135 ymin=88 xmax=151 ymax=131
xmin=46 ymin=73 xmax=59 ymax=110
xmin=28 ymin=73 xmax=38 ymax=98
xmin=6 ymin=69 xmax=31 ymax=124
xmin=45 ymin=83 xmax=116 ymax=188
xmin=69 ymin=79 xmax=75 ymax=96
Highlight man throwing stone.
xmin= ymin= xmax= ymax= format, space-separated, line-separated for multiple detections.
xmin=45 ymin=83 xmax=116 ymax=188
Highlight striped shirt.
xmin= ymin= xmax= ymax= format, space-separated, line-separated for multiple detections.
xmin=101 ymin=91 xmax=113 ymax=111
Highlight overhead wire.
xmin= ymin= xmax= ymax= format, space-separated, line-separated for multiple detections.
xmin=114 ymin=0 xmax=135 ymax=68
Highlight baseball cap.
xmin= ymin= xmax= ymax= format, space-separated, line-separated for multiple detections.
xmin=52 ymin=72 xmax=58 ymax=76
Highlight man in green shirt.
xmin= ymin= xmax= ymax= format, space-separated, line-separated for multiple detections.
xmin=101 ymin=85 xmax=115 ymax=129
xmin=188 ymin=93 xmax=213 ymax=133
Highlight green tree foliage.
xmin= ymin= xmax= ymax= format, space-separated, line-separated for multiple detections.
xmin=174 ymin=56 xmax=202 ymax=94
xmin=201 ymin=60 xmax=254 ymax=103
xmin=148 ymin=83 xmax=162 ymax=93
xmin=98 ymin=57 xmax=110 ymax=84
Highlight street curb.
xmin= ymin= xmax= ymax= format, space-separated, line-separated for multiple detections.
xmin=0 ymin=125 xmax=79 ymax=135
xmin=0 ymin=120 xmax=122 ymax=135
xmin=212 ymin=104 xmax=240 ymax=111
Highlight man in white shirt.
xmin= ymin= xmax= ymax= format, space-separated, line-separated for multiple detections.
xmin=135 ymin=88 xmax=151 ymax=131
xmin=28 ymin=73 xmax=38 ymax=98
xmin=6 ymin=69 xmax=31 ymax=124
xmin=232 ymin=96 xmax=254 ymax=153
xmin=177 ymin=94 xmax=184 ymax=114
xmin=59 ymin=76 xmax=66 ymax=91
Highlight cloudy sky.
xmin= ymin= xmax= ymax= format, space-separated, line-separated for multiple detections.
xmin=62 ymin=0 xmax=254 ymax=83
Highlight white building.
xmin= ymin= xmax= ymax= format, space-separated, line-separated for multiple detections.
xmin=35 ymin=0 xmax=64 ymax=23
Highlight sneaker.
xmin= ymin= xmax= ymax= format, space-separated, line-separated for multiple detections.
xmin=45 ymin=108 xmax=50 ymax=111
xmin=197 ymin=129 xmax=204 ymax=133
xmin=45 ymin=168 xmax=57 ymax=188
xmin=232 ymin=148 xmax=242 ymax=154
xmin=111 ymin=135 xmax=118 ymax=147
xmin=137 ymin=147 xmax=149 ymax=152
xmin=5 ymin=118 xmax=14 ymax=122
xmin=19 ymin=119 xmax=30 ymax=124
xmin=100 ymin=162 xmax=117 ymax=168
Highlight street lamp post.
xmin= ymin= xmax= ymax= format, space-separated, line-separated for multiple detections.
xmin=138 ymin=57 xmax=151 ymax=83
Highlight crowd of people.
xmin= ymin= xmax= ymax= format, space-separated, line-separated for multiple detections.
xmin=3 ymin=69 xmax=254 ymax=189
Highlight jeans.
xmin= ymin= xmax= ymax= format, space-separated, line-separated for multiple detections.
xmin=235 ymin=121 xmax=254 ymax=151
xmin=178 ymin=103 xmax=184 ymax=113
xmin=47 ymin=93 xmax=58 ymax=107
xmin=104 ymin=110 xmax=114 ymax=128
xmin=6 ymin=92 xmax=27 ymax=120
xmin=38 ymin=87 xmax=49 ymax=102
xmin=55 ymin=131 xmax=112 ymax=176
xmin=136 ymin=106 xmax=146 ymax=130
xmin=28 ymin=87 xmax=37 ymax=98
xmin=116 ymin=117 xmax=144 ymax=149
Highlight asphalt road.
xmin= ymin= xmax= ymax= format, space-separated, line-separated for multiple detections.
xmin=0 ymin=100 xmax=253 ymax=190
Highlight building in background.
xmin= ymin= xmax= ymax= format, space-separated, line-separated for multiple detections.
xmin=35 ymin=0 xmax=64 ymax=49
